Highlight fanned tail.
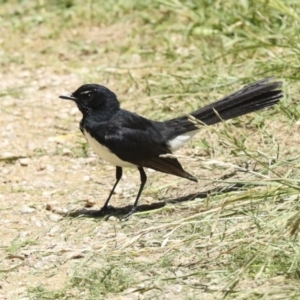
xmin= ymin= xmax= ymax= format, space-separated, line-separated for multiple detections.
xmin=164 ymin=78 xmax=283 ymax=137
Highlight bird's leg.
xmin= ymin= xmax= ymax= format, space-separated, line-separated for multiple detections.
xmin=93 ymin=166 xmax=122 ymax=216
xmin=122 ymin=167 xmax=147 ymax=219
xmin=102 ymin=166 xmax=122 ymax=210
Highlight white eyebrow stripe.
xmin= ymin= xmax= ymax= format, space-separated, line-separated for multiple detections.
xmin=80 ymin=90 xmax=93 ymax=95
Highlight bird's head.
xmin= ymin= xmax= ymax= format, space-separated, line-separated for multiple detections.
xmin=59 ymin=84 xmax=120 ymax=115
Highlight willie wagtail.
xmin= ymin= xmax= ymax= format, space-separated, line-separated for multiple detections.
xmin=60 ymin=78 xmax=283 ymax=218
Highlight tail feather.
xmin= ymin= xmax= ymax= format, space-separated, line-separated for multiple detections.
xmin=164 ymin=78 xmax=283 ymax=138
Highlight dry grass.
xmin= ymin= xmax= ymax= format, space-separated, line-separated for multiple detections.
xmin=1 ymin=0 xmax=300 ymax=299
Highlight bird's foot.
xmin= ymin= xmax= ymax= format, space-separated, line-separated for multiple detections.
xmin=121 ymin=206 xmax=137 ymax=220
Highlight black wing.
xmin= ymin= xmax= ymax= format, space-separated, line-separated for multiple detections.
xmin=88 ymin=110 xmax=197 ymax=182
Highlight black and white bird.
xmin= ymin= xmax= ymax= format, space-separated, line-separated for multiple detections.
xmin=59 ymin=78 xmax=283 ymax=218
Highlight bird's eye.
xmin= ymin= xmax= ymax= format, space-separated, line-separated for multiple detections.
xmin=79 ymin=90 xmax=93 ymax=100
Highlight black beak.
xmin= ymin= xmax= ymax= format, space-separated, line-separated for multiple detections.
xmin=59 ymin=94 xmax=77 ymax=101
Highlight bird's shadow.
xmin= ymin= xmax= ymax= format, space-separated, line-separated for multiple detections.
xmin=64 ymin=183 xmax=247 ymax=219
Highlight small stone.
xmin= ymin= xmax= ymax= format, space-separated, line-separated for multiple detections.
xmin=36 ymin=164 xmax=46 ymax=171
xmin=20 ymin=205 xmax=35 ymax=214
xmin=31 ymin=218 xmax=42 ymax=227
xmin=20 ymin=231 xmax=30 ymax=237
xmin=19 ymin=158 xmax=30 ymax=166
xmin=46 ymin=164 xmax=55 ymax=172
xmin=83 ymin=175 xmax=90 ymax=182
xmin=49 ymin=225 xmax=61 ymax=236
xmin=49 ymin=214 xmax=63 ymax=222
xmin=42 ymin=190 xmax=56 ymax=197
xmin=84 ymin=157 xmax=97 ymax=165
xmin=62 ymin=148 xmax=72 ymax=156
xmin=45 ymin=201 xmax=60 ymax=211
xmin=84 ymin=199 xmax=95 ymax=208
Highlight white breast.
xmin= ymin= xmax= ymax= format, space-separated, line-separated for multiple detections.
xmin=83 ymin=130 xmax=136 ymax=168
xmin=168 ymin=130 xmax=199 ymax=151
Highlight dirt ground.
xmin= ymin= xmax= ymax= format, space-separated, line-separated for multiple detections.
xmin=0 ymin=69 xmax=217 ymax=298
xmin=1 ymin=67 xmax=298 ymax=299
xmin=1 ymin=3 xmax=300 ymax=299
